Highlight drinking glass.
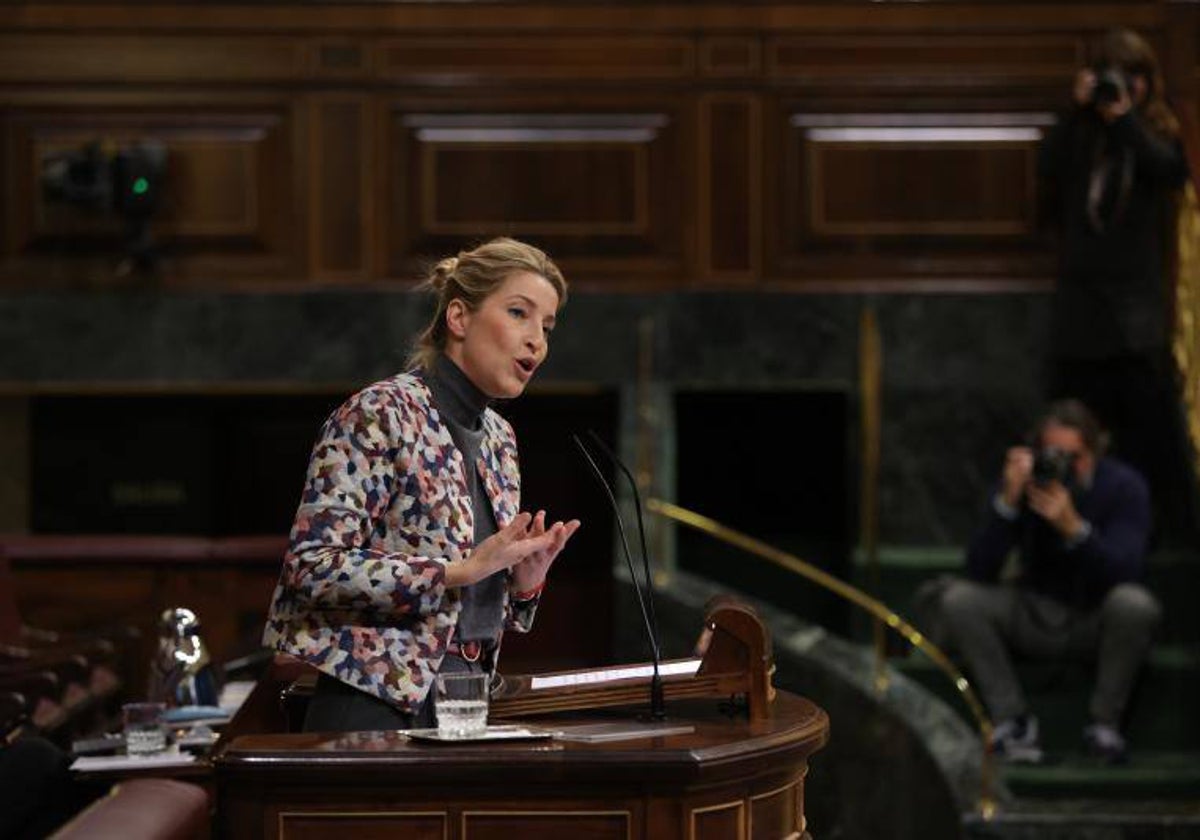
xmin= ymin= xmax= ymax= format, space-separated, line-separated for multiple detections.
xmin=435 ymin=672 xmax=489 ymax=739
xmin=123 ymin=701 xmax=168 ymax=755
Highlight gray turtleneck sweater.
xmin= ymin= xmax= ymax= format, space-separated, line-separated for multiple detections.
xmin=425 ymin=354 xmax=506 ymax=651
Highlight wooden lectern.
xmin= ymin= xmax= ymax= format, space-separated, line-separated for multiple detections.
xmin=214 ymin=600 xmax=829 ymax=839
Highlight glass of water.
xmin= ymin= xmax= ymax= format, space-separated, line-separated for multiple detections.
xmin=123 ymin=701 xmax=168 ymax=756
xmin=435 ymin=672 xmax=489 ymax=739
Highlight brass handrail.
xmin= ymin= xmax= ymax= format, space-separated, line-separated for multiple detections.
xmin=646 ymin=497 xmax=998 ymax=819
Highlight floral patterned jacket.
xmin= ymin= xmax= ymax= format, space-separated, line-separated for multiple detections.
xmin=261 ymin=371 xmax=537 ymax=712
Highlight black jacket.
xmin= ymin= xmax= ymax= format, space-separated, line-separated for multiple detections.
xmin=1039 ymin=107 xmax=1188 ymax=358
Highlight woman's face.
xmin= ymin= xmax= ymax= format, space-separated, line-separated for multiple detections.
xmin=445 ymin=270 xmax=560 ymax=399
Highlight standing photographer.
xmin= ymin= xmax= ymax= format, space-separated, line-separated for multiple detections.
xmin=1039 ymin=28 xmax=1198 ymax=546
xmin=927 ymin=400 xmax=1159 ymax=764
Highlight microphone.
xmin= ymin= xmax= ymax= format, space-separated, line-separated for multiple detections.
xmin=572 ymin=432 xmax=666 ymax=720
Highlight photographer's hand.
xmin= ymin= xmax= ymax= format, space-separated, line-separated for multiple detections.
xmin=1073 ymin=68 xmax=1096 ymax=107
xmin=1097 ymin=87 xmax=1133 ymax=124
xmin=1002 ymin=446 xmax=1034 ymax=508
xmin=1027 ymin=481 xmax=1086 ymax=538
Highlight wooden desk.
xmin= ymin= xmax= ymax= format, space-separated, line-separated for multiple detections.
xmin=215 ymin=692 xmax=828 ymax=840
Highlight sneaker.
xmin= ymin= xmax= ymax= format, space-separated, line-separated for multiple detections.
xmin=1083 ymin=723 xmax=1128 ymax=765
xmin=990 ymin=714 xmax=1044 ymax=763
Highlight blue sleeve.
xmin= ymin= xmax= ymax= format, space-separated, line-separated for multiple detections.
xmin=1068 ymin=469 xmax=1151 ymax=587
xmin=965 ymin=492 xmax=1020 ymax=582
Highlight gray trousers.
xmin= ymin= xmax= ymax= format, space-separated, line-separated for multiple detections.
xmin=930 ymin=578 xmax=1161 ymax=726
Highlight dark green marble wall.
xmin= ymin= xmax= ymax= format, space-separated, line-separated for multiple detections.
xmin=0 ymin=289 xmax=1050 ymax=543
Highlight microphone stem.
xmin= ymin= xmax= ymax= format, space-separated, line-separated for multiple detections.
xmin=568 ymin=436 xmax=662 ymax=720
xmin=649 ymin=661 xmax=666 ymax=721
xmin=582 ymin=432 xmax=667 ymax=721
xmin=574 ymin=434 xmax=667 ymax=720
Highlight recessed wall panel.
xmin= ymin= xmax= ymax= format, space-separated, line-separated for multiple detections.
xmin=770 ymin=111 xmax=1055 ymax=283
xmin=387 ymin=109 xmax=683 ymax=283
xmin=4 ymin=109 xmax=295 ymax=280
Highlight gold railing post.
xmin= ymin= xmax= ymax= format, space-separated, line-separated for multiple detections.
xmin=858 ymin=306 xmax=887 ymax=694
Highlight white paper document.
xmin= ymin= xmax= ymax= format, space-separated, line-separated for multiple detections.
xmin=530 ymin=658 xmax=702 ymax=691
xmin=70 ymin=752 xmax=198 ymax=772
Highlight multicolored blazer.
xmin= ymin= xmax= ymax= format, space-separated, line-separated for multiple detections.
xmin=261 ymin=371 xmax=537 ymax=713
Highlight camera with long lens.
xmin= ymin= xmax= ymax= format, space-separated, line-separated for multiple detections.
xmin=1091 ymin=65 xmax=1132 ymax=106
xmin=1032 ymin=447 xmax=1077 ymax=487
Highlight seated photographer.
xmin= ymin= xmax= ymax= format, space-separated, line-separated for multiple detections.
xmin=928 ymin=399 xmax=1160 ymax=764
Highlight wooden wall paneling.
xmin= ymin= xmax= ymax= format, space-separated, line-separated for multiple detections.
xmin=308 ymin=95 xmax=370 ymax=282
xmin=690 ymin=799 xmax=745 ymax=840
xmin=804 ymin=125 xmax=1038 ymax=237
xmin=377 ymin=36 xmax=694 ymax=84
xmin=370 ymin=96 xmax=391 ymax=287
xmin=769 ymin=109 xmax=1057 ymax=286
xmin=385 ymin=99 xmax=687 ymax=287
xmin=416 ymin=125 xmax=650 ymax=237
xmin=0 ymin=35 xmax=306 ymax=84
xmin=0 ymin=3 xmax=1169 ymax=39
xmin=697 ymin=93 xmax=761 ymax=285
xmin=699 ymin=36 xmax=762 ymax=80
xmin=1 ymin=102 xmax=301 ymax=286
xmin=747 ymin=778 xmax=802 ymax=840
xmin=0 ymin=5 xmax=1187 ymax=293
xmin=1 ymin=113 xmax=23 ymax=261
xmin=766 ymin=34 xmax=1085 ymax=89
xmin=306 ymin=38 xmax=373 ymax=81
xmin=461 ymin=811 xmax=631 ymax=840
xmin=278 ymin=812 xmax=447 ymax=840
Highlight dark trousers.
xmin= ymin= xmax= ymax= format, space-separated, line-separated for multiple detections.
xmin=302 ymin=649 xmax=493 ymax=733
xmin=302 ymin=673 xmax=433 ymax=732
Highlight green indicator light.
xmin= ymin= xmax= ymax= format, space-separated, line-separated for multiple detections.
xmin=132 ymin=177 xmax=149 ymax=195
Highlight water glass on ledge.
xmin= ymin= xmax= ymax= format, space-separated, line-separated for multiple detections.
xmin=435 ymin=673 xmax=488 ymax=739
xmin=123 ymin=701 xmax=168 ymax=756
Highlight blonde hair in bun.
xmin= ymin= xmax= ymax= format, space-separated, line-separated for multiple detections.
xmin=431 ymin=256 xmax=459 ymax=291
xmin=409 ymin=237 xmax=567 ymax=371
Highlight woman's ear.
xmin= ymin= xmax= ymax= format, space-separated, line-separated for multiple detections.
xmin=445 ymin=298 xmax=470 ymax=341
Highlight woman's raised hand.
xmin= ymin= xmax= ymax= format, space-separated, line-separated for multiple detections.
xmin=444 ymin=511 xmax=579 ymax=588
xmin=511 ymin=509 xmax=582 ymax=595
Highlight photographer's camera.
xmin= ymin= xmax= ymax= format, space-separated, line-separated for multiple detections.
xmin=1091 ymin=65 xmax=1131 ymax=106
xmin=1032 ymin=447 xmax=1077 ymax=486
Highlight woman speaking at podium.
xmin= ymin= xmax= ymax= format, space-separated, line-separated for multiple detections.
xmin=262 ymin=238 xmax=581 ymax=731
